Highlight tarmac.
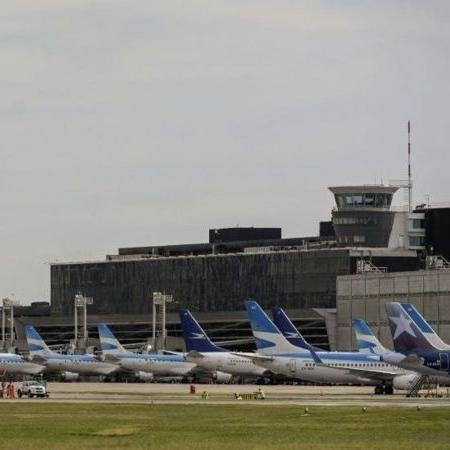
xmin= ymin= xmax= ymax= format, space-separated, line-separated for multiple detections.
xmin=4 ymin=382 xmax=450 ymax=408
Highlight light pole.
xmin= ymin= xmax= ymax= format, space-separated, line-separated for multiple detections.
xmin=74 ymin=294 xmax=93 ymax=350
xmin=2 ymin=298 xmax=20 ymax=350
xmin=152 ymin=292 xmax=173 ymax=351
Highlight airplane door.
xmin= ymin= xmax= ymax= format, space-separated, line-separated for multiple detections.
xmin=288 ymin=359 xmax=296 ymax=374
xmin=439 ymin=353 xmax=449 ymax=371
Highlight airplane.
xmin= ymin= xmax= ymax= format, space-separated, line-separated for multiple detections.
xmin=0 ymin=352 xmax=44 ymax=377
xmin=383 ymin=302 xmax=450 ymax=380
xmin=350 ymin=318 xmax=435 ymax=390
xmin=97 ymin=323 xmax=197 ymax=380
xmin=179 ymin=309 xmax=270 ymax=381
xmin=25 ymin=325 xmax=117 ymax=379
xmin=242 ymin=300 xmax=417 ymax=394
xmin=272 ymin=304 xmax=428 ymax=392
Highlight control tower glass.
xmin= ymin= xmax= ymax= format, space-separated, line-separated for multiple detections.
xmin=335 ymin=192 xmax=393 ymax=209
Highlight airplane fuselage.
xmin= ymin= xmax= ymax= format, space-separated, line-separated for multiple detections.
xmin=255 ymin=352 xmax=408 ymax=385
xmin=188 ymin=352 xmax=267 ymax=377
xmin=0 ymin=354 xmax=43 ymax=376
xmin=383 ymin=350 xmax=450 ymax=380
xmin=115 ymin=354 xmax=196 ymax=376
xmin=43 ymin=354 xmax=117 ymax=376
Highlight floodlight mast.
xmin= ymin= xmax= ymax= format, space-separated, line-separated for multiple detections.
xmin=2 ymin=297 xmax=20 ymax=350
xmin=152 ymin=292 xmax=173 ymax=351
xmin=74 ymin=294 xmax=93 ymax=350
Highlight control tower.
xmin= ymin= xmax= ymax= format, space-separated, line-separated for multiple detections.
xmin=329 ymin=185 xmax=399 ymax=247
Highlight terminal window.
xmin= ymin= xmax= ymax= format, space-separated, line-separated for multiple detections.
xmin=409 ymin=236 xmax=425 ymax=247
xmin=334 ymin=216 xmax=378 ymax=226
xmin=408 ymin=218 xmax=425 ymax=229
xmin=335 ymin=193 xmax=393 ymax=209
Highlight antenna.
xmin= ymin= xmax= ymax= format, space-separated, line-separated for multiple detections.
xmin=408 ymin=120 xmax=412 ymax=213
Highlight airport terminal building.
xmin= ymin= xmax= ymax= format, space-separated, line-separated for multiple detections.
xmin=11 ymin=185 xmax=450 ymax=353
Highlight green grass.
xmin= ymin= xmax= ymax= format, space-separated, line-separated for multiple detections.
xmin=0 ymin=403 xmax=449 ymax=449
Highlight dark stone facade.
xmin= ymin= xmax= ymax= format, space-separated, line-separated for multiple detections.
xmin=51 ymin=249 xmax=351 ymax=316
xmin=51 ymin=247 xmax=422 ymax=317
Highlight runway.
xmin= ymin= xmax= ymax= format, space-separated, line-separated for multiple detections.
xmin=6 ymin=382 xmax=450 ymax=408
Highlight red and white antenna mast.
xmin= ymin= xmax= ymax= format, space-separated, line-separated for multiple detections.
xmin=408 ymin=120 xmax=412 ymax=213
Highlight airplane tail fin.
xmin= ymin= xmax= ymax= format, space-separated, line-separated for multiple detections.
xmin=352 ymin=319 xmax=388 ymax=354
xmin=385 ymin=302 xmax=438 ymax=354
xmin=400 ymin=303 xmax=450 ymax=350
xmin=179 ymin=310 xmax=225 ymax=353
xmin=244 ymin=300 xmax=306 ymax=355
xmin=271 ymin=307 xmax=313 ymax=350
xmin=24 ymin=325 xmax=52 ymax=356
xmin=97 ymin=324 xmax=127 ymax=354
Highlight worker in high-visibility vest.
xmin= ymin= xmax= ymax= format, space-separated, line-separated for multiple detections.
xmin=257 ymin=387 xmax=265 ymax=400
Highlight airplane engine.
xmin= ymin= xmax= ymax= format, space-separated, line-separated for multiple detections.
xmin=392 ymin=374 xmax=421 ymax=390
xmin=61 ymin=371 xmax=79 ymax=381
xmin=212 ymin=371 xmax=233 ymax=384
xmin=135 ymin=371 xmax=154 ymax=382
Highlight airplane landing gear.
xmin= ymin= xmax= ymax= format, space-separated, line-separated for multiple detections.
xmin=374 ymin=385 xmax=394 ymax=395
xmin=384 ymin=385 xmax=394 ymax=395
xmin=374 ymin=385 xmax=383 ymax=395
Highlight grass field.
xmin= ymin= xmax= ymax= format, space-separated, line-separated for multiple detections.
xmin=0 ymin=403 xmax=449 ymax=449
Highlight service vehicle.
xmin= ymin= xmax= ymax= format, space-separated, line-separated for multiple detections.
xmin=17 ymin=381 xmax=48 ymax=398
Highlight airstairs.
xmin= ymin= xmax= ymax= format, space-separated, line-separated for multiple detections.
xmin=407 ymin=375 xmax=437 ymax=397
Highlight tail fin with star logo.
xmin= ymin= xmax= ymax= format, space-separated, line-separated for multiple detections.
xmin=385 ymin=302 xmax=438 ymax=355
xmin=400 ymin=303 xmax=450 ymax=351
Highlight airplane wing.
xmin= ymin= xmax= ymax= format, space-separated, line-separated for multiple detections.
xmin=334 ymin=366 xmax=398 ymax=381
xmin=30 ymin=355 xmax=49 ymax=365
xmin=159 ymin=350 xmax=184 ymax=356
xmin=400 ymin=355 xmax=424 ymax=365
xmin=231 ymin=352 xmax=274 ymax=362
xmin=186 ymin=350 xmax=205 ymax=359
xmin=380 ymin=352 xmax=424 ymax=367
xmin=101 ymin=354 xmax=122 ymax=363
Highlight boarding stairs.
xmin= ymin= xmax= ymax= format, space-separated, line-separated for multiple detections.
xmin=407 ymin=376 xmax=437 ymax=397
xmin=356 ymin=259 xmax=387 ymax=274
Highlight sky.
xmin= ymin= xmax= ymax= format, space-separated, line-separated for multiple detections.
xmin=1 ymin=1 xmax=449 ymax=303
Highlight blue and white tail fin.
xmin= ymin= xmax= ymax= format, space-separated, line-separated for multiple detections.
xmin=245 ymin=300 xmax=306 ymax=355
xmin=385 ymin=302 xmax=438 ymax=355
xmin=24 ymin=325 xmax=53 ymax=356
xmin=400 ymin=303 xmax=450 ymax=350
xmin=97 ymin=324 xmax=127 ymax=354
xmin=352 ymin=319 xmax=388 ymax=354
xmin=272 ymin=307 xmax=322 ymax=351
xmin=179 ymin=310 xmax=225 ymax=353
